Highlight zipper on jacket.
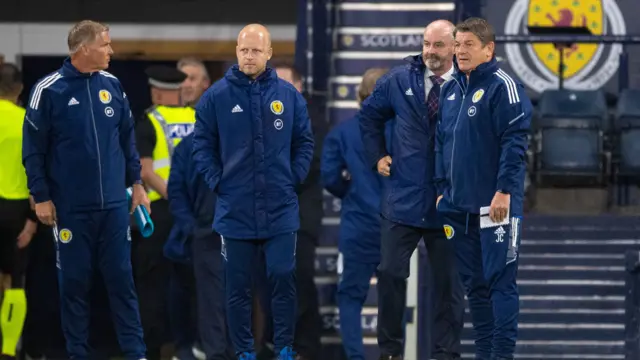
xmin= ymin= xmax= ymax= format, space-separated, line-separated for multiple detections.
xmin=86 ymin=79 xmax=105 ymax=209
xmin=449 ymin=77 xmax=468 ymax=205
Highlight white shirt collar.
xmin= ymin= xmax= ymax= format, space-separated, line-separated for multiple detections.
xmin=426 ymin=65 xmax=454 ymax=82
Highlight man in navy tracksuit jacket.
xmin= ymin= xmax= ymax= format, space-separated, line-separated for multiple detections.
xmin=435 ymin=18 xmax=532 ymax=360
xmin=321 ymin=68 xmax=390 ymax=360
xmin=192 ymin=25 xmax=314 ymax=360
xmin=22 ymin=21 xmax=147 ymax=360
xmin=167 ymin=133 xmax=234 ymax=360
xmin=359 ymin=20 xmax=464 ymax=360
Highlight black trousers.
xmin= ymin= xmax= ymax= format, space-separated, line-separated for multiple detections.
xmin=22 ymin=223 xmax=67 ymax=359
xmin=0 ymin=198 xmax=30 ymax=284
xmin=293 ymin=231 xmax=322 ymax=359
xmin=377 ymin=218 xmax=464 ymax=359
xmin=131 ymin=199 xmax=173 ymax=359
xmin=192 ymin=230 xmax=235 ymax=360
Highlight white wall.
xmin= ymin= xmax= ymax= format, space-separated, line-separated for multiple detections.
xmin=0 ymin=23 xmax=297 ymax=64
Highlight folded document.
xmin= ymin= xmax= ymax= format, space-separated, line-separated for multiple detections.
xmin=479 ymin=206 xmax=509 ymax=229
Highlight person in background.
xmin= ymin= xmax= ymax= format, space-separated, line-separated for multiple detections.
xmin=321 ymin=67 xmax=389 ymax=360
xmin=435 ymin=17 xmax=532 ymax=360
xmin=177 ymin=57 xmax=211 ymax=107
xmin=22 ymin=20 xmax=148 ymax=360
xmin=168 ymin=132 xmax=235 ymax=360
xmin=256 ymin=59 xmax=324 ymax=360
xmin=133 ymin=65 xmax=194 ymax=359
xmin=0 ymin=62 xmax=37 ymax=359
xmin=358 ymin=19 xmax=464 ymax=360
xmin=192 ymin=24 xmax=314 ymax=360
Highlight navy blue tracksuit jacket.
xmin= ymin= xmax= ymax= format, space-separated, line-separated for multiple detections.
xmin=192 ymin=66 xmax=315 ymax=239
xmin=435 ymin=58 xmax=532 ymax=359
xmin=166 ymin=133 xmax=216 ymax=261
xmin=22 ymin=58 xmax=145 ymax=359
xmin=321 ymin=117 xmax=386 ymax=263
xmin=192 ymin=65 xmax=314 ymax=356
xmin=321 ymin=116 xmax=387 ymax=360
xmin=435 ymin=57 xmax=531 ymax=217
xmin=359 ymin=55 xmax=440 ymax=229
xmin=358 ymin=55 xmax=465 ymax=359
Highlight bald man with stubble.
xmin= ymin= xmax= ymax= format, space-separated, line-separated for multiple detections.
xmin=359 ymin=20 xmax=465 ymax=360
xmin=192 ymin=24 xmax=315 ymax=360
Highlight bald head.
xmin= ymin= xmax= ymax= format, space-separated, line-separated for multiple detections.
xmin=425 ymin=20 xmax=455 ymax=37
xmin=236 ymin=23 xmax=273 ymax=79
xmin=238 ymin=24 xmax=272 ymax=48
xmin=422 ymin=19 xmax=455 ymax=75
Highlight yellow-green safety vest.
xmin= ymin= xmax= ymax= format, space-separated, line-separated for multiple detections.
xmin=146 ymin=105 xmax=196 ymax=202
xmin=0 ymin=99 xmax=29 ymax=200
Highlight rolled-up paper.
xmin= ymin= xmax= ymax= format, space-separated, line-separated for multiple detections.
xmin=126 ymin=187 xmax=154 ymax=238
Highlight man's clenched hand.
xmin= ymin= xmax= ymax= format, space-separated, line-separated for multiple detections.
xmin=377 ymin=156 xmax=392 ymax=177
xmin=131 ymin=183 xmax=151 ymax=215
xmin=35 ymin=200 xmax=56 ymax=226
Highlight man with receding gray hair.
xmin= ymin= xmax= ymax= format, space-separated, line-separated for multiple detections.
xmin=358 ymin=19 xmax=464 ymax=360
xmin=177 ymin=57 xmax=211 ymax=107
xmin=22 ymin=20 xmax=148 ymax=360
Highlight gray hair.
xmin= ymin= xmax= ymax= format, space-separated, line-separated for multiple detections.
xmin=177 ymin=57 xmax=210 ymax=81
xmin=68 ymin=20 xmax=109 ymax=54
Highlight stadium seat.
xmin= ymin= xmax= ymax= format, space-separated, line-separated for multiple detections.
xmin=613 ymin=89 xmax=640 ymax=177
xmin=534 ymin=89 xmax=609 ymax=185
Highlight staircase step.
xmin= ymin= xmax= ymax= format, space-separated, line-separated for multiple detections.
xmin=518 ymin=265 xmax=624 ymax=281
xmin=314 ymin=251 xmax=628 ymax=276
xmin=517 ymin=280 xmax=624 ymax=296
xmin=460 ymin=340 xmax=624 ymax=356
xmin=461 ymin=354 xmax=624 ymax=359
xmin=317 ymin=280 xmax=626 ymax=308
xmin=518 ymin=253 xmax=625 ymax=267
xmin=465 ymin=308 xmax=624 ymax=324
xmin=519 ymin=239 xmax=640 ymax=254
xmin=318 ymin=338 xmax=625 ymax=359
xmin=518 ymin=295 xmax=623 ymax=310
xmin=462 ymin=323 xmax=624 ymax=341
xmin=322 ymin=306 xmax=627 ymax=325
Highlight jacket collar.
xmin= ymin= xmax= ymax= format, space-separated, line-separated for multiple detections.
xmin=60 ymin=57 xmax=98 ymax=78
xmin=404 ymin=54 xmax=425 ymax=71
xmin=404 ymin=54 xmax=455 ymax=81
xmin=225 ymin=65 xmax=277 ymax=88
xmin=452 ymin=56 xmax=499 ymax=88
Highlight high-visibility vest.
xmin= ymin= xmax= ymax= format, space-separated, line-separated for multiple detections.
xmin=146 ymin=105 xmax=196 ymax=202
xmin=0 ymin=99 xmax=29 ymax=200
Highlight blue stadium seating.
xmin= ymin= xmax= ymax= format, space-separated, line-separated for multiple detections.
xmin=614 ymin=89 xmax=640 ymax=177
xmin=534 ymin=89 xmax=609 ymax=185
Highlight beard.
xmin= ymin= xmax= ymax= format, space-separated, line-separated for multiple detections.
xmin=424 ymin=54 xmax=444 ymax=71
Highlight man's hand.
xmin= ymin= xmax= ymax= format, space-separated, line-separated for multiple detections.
xmin=17 ymin=219 xmax=38 ymax=249
xmin=436 ymin=195 xmax=443 ymax=208
xmin=377 ymin=156 xmax=392 ymax=177
xmin=489 ymin=191 xmax=510 ymax=223
xmin=131 ymin=183 xmax=151 ymax=215
xmin=35 ymin=200 xmax=56 ymax=226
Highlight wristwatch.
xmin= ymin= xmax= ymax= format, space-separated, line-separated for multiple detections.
xmin=497 ymin=189 xmax=509 ymax=195
xmin=133 ymin=180 xmax=143 ymax=186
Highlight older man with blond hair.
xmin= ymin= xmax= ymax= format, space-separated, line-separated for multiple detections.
xmin=22 ymin=20 xmax=148 ymax=360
